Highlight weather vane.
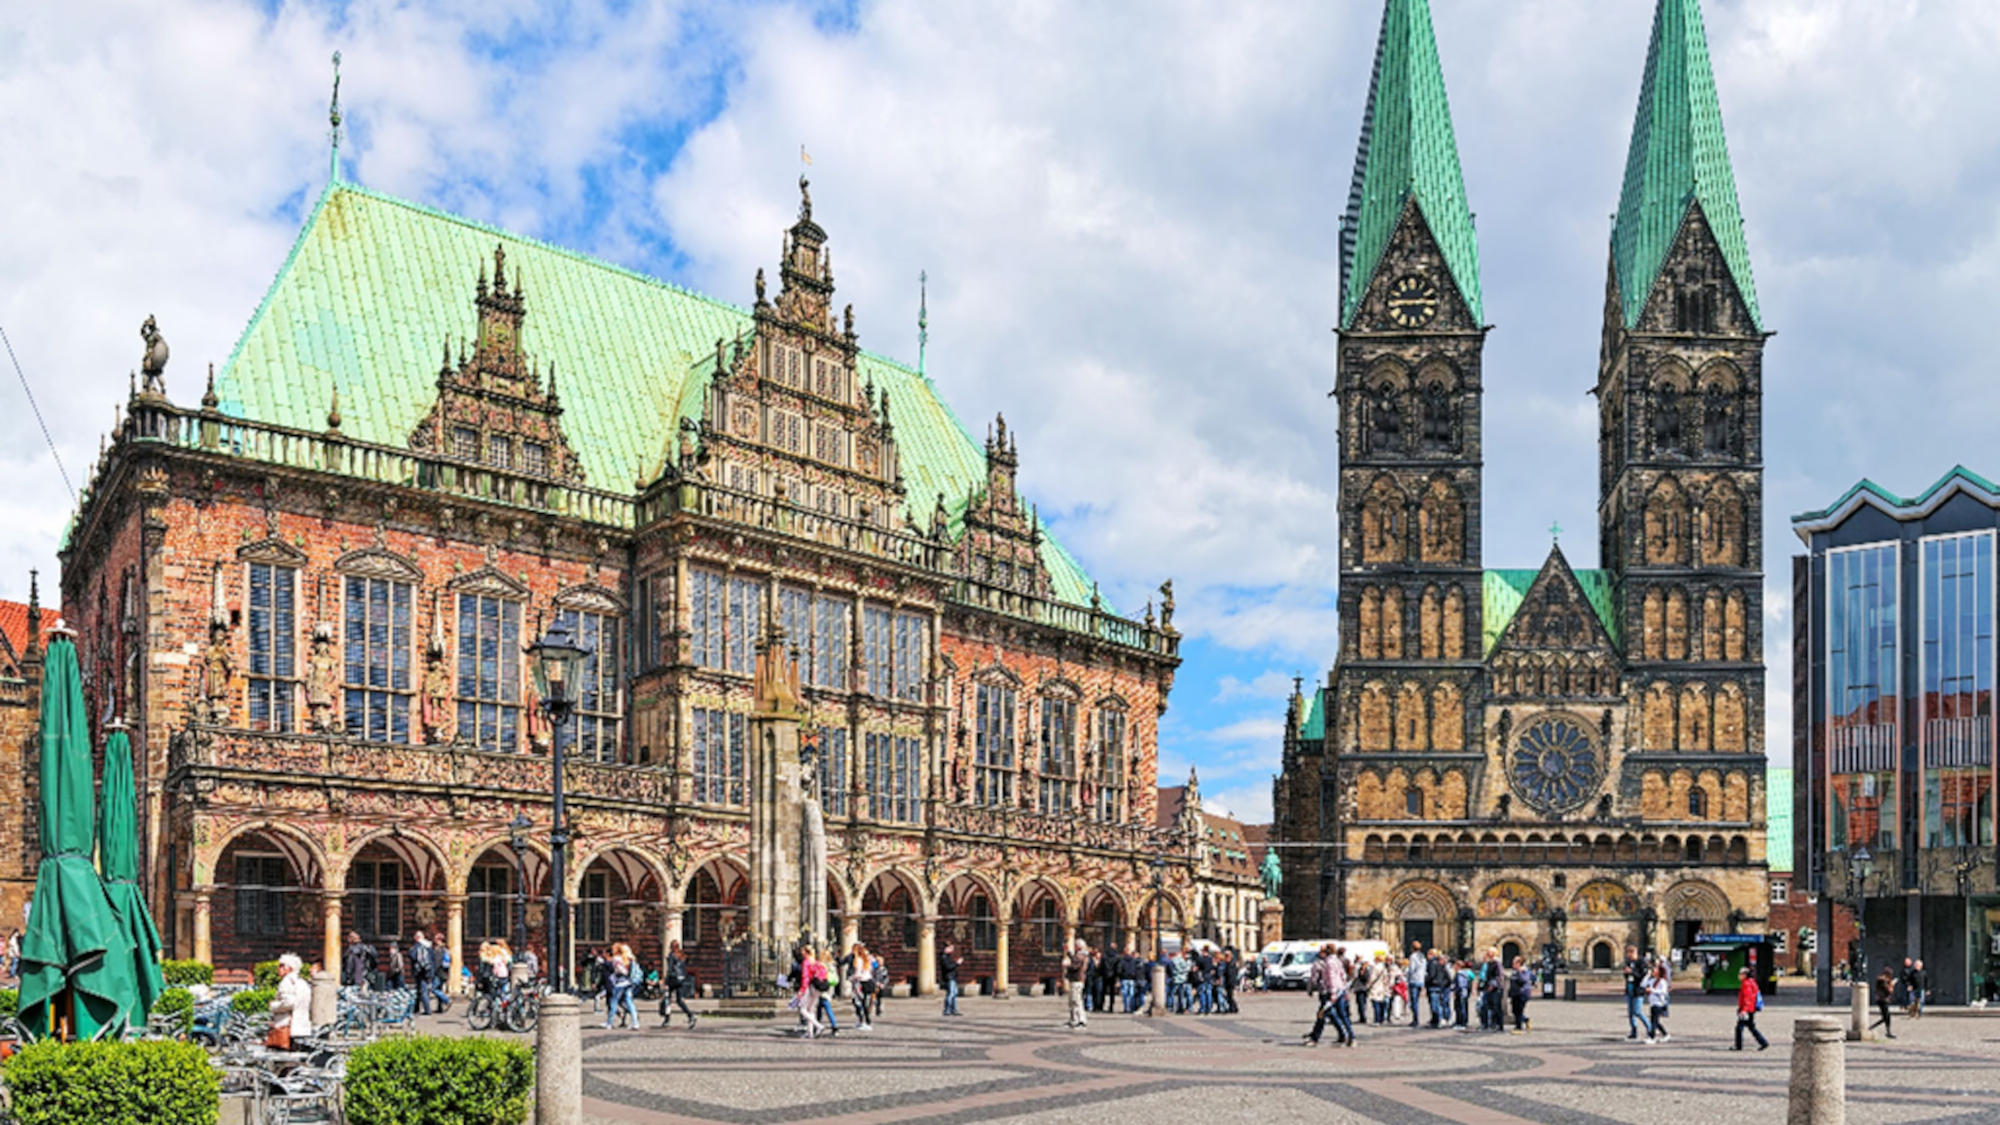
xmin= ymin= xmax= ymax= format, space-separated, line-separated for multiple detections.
xmin=328 ymin=51 xmax=343 ymax=183
xmin=918 ymin=270 xmax=929 ymax=376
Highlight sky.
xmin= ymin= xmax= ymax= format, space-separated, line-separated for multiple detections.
xmin=4 ymin=0 xmax=2000 ymax=823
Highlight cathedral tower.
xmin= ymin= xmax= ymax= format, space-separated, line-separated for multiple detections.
xmin=1310 ymin=0 xmax=1487 ymax=936
xmin=1597 ymin=0 xmax=1765 ymax=765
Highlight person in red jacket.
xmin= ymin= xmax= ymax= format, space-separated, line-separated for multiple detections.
xmin=1733 ymin=958 xmax=1768 ymax=1051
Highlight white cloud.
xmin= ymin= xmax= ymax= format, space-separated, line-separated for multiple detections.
xmin=1214 ymin=670 xmax=1296 ymax=704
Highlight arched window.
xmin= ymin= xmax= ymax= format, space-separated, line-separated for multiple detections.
xmin=1369 ymin=382 xmax=1404 ymax=454
xmin=1419 ymin=478 xmax=1464 ymax=564
xmin=1406 ymin=787 xmax=1423 ymax=817
xmin=1420 ymin=382 xmax=1453 ymax=451
xmin=1701 ymin=384 xmax=1734 ymax=456
xmin=1645 ymin=478 xmax=1689 ymax=566
xmin=1688 ymin=788 xmax=1707 ymax=819
xmin=1362 ymin=477 xmax=1407 ymax=565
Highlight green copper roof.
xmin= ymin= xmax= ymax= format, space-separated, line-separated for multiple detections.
xmin=1611 ymin=0 xmax=1760 ymax=330
xmin=1300 ymin=687 xmax=1327 ymax=741
xmin=1481 ymin=566 xmax=1620 ymax=656
xmin=1338 ymin=0 xmax=1482 ymax=329
xmin=1765 ymin=767 xmax=1792 ymax=874
xmin=214 ymin=180 xmax=1096 ymax=605
xmin=1791 ymin=465 xmax=2000 ymax=538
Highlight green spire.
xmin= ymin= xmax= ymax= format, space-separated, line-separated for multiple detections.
xmin=1339 ymin=0 xmax=1481 ymax=329
xmin=1611 ymin=0 xmax=1760 ymax=329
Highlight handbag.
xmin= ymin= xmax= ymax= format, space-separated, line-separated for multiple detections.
xmin=266 ymin=1023 xmax=292 ymax=1050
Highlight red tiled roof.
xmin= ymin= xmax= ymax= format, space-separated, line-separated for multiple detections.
xmin=0 ymin=600 xmax=29 ymax=668
xmin=1241 ymin=823 xmax=1272 ymax=869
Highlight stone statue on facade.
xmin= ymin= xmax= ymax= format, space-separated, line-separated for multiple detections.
xmin=949 ymin=733 xmax=971 ymax=803
xmin=304 ymin=624 xmax=341 ymax=733
xmin=139 ymin=315 xmax=170 ymax=395
xmin=800 ymin=740 xmax=829 ymax=945
xmin=1260 ymin=848 xmax=1283 ymax=900
xmin=419 ymin=632 xmax=452 ymax=744
xmin=202 ymin=619 xmax=233 ymax=725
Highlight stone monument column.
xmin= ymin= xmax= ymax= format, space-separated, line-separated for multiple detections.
xmin=748 ymin=618 xmax=812 ymax=990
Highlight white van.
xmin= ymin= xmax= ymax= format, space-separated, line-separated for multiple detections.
xmin=1260 ymin=940 xmax=1397 ymax=989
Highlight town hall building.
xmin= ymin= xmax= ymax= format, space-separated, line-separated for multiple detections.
xmin=1274 ymin=0 xmax=1772 ymax=968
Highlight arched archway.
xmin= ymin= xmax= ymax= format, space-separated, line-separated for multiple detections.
xmin=682 ymin=859 xmax=749 ymax=983
xmin=1663 ymin=879 xmax=1731 ymax=958
xmin=1590 ymin=940 xmax=1616 ymax=970
xmin=572 ymin=848 xmax=669 ymax=982
xmin=1079 ymin=886 xmax=1127 ymax=955
xmin=341 ymin=830 xmax=448 ymax=949
xmin=935 ymin=874 xmax=1001 ymax=991
xmin=211 ymin=825 xmax=326 ymax=972
xmin=860 ymin=870 xmax=924 ymax=986
xmin=1136 ymin=892 xmax=1184 ymax=955
xmin=1388 ymin=879 xmax=1456 ymax=956
xmin=463 ymin=841 xmax=550 ymax=969
xmin=1012 ymin=880 xmax=1069 ymax=990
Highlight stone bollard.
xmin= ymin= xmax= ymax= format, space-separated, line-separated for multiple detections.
xmin=1788 ymin=1015 xmax=1845 ymax=1125
xmin=537 ymin=993 xmax=582 ymax=1125
xmin=1148 ymin=962 xmax=1167 ymax=1017
xmin=309 ymin=970 xmax=338 ymax=1033
xmin=1848 ymin=981 xmax=1866 ymax=1042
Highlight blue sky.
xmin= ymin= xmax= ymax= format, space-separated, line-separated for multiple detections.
xmin=8 ymin=0 xmax=2000 ymax=821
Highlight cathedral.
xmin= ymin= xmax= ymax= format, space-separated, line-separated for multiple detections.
xmin=54 ymin=168 xmax=1192 ymax=991
xmin=1274 ymin=0 xmax=1771 ymax=968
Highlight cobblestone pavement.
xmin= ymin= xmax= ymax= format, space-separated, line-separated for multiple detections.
xmin=447 ymin=989 xmax=2000 ymax=1124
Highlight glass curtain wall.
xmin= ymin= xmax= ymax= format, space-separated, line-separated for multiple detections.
xmin=1827 ymin=542 xmax=1900 ymax=853
xmin=1920 ymin=533 xmax=1995 ymax=849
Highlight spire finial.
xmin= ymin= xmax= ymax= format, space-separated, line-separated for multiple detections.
xmin=327 ymin=383 xmax=342 ymax=431
xmin=328 ymin=51 xmax=343 ymax=183
xmin=1550 ymin=519 xmax=1561 ymax=542
xmin=918 ymin=269 xmax=929 ymax=376
xmin=202 ymin=362 xmax=218 ymax=410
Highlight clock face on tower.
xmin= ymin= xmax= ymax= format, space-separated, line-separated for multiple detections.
xmin=1386 ymin=274 xmax=1440 ymax=328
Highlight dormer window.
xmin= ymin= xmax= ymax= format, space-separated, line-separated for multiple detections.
xmin=487 ymin=435 xmax=512 ymax=470
xmin=524 ymin=442 xmax=548 ymax=475
xmin=452 ymin=426 xmax=479 ymax=460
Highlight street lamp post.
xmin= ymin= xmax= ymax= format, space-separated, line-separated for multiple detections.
xmin=1147 ymin=856 xmax=1167 ymax=1017
xmin=528 ymin=617 xmax=588 ymax=994
xmin=507 ymin=813 xmax=532 ymax=956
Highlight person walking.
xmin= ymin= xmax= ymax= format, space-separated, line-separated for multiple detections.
xmin=793 ymin=947 xmax=826 ymax=1038
xmin=844 ymin=942 xmax=874 ymax=1031
xmin=409 ymin=930 xmax=438 ymax=1015
xmin=1732 ymin=959 xmax=1769 ymax=1051
xmin=431 ymin=930 xmax=453 ymax=1012
xmin=1869 ymin=966 xmax=1896 ymax=1039
xmin=602 ymin=943 xmax=640 ymax=1030
xmin=1908 ymin=959 xmax=1927 ymax=1019
xmin=1644 ymin=961 xmax=1672 ymax=1043
xmin=1405 ymin=944 xmax=1427 ymax=1027
xmin=1507 ymin=955 xmax=1532 ymax=1032
xmin=661 ymin=940 xmax=700 ymax=1029
xmin=384 ymin=939 xmax=406 ymax=991
xmin=1119 ymin=946 xmax=1142 ymax=1014
xmin=940 ymin=941 xmax=962 ymax=1016
xmin=1063 ymin=938 xmax=1090 ymax=1029
xmin=1481 ymin=949 xmax=1506 ymax=1032
xmin=342 ymin=931 xmax=375 ymax=989
xmin=1301 ymin=944 xmax=1353 ymax=1047
xmin=1621 ymin=946 xmax=1647 ymax=1040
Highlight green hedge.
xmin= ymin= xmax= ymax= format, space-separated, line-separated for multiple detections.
xmin=251 ymin=960 xmax=282 ymax=989
xmin=160 ymin=959 xmax=214 ymax=987
xmin=0 ymin=988 xmax=16 ymax=1020
xmin=2 ymin=1039 xmax=218 ymax=1125
xmin=344 ymin=1036 xmax=534 ymax=1125
xmin=151 ymin=987 xmax=195 ymax=1036
xmin=230 ymin=987 xmax=276 ymax=1015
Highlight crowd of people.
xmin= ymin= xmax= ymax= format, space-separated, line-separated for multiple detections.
xmin=1298 ymin=942 xmax=1538 ymax=1046
xmin=1050 ymin=939 xmax=1250 ymax=1027
xmin=340 ymin=928 xmax=455 ymax=1013
xmin=786 ymin=942 xmax=887 ymax=1037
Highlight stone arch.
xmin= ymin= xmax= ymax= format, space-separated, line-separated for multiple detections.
xmin=1418 ymin=477 xmax=1464 ymax=564
xmin=566 ymin=843 xmax=671 ymax=905
xmin=1665 ymin=587 xmax=1689 ymax=660
xmin=340 ymin=828 xmax=451 ymax=945
xmin=1440 ymin=770 xmax=1468 ymax=818
xmin=1136 ymin=891 xmax=1186 ymax=946
xmin=1395 ymin=681 xmax=1427 ymax=750
xmin=1477 ymin=879 xmax=1547 ymax=919
xmin=1724 ymin=590 xmax=1747 ymax=661
xmin=1701 ymin=478 xmax=1747 ymax=567
xmin=1382 ymin=586 xmax=1404 ymax=659
xmin=1642 ymin=589 xmax=1665 ymax=661
xmin=571 ymin=846 xmax=671 ymax=966
xmin=1079 ymin=885 xmax=1128 ymax=953
xmin=936 ymin=873 xmax=1003 ymax=972
xmin=208 ymin=823 xmax=329 ymax=970
xmin=1590 ymin=939 xmax=1618 ymax=970
xmin=861 ymin=868 xmax=926 ymax=979
xmin=1361 ymin=475 xmax=1408 ymax=564
xmin=1642 ymin=682 xmax=1675 ymax=750
xmin=1385 ymin=768 xmax=1411 ymax=818
xmin=1678 ymin=683 xmax=1711 ymax=750
xmin=1644 ymin=478 xmax=1690 ymax=566
xmin=1442 ymin=586 xmax=1466 ymax=659
xmin=1722 ymin=772 xmax=1750 ymax=821
xmin=1430 ymin=682 xmax=1464 ymax=751
xmin=1727 ymin=836 xmax=1750 ymax=865
xmin=1663 ymin=879 xmax=1731 ymax=926
xmin=1359 ymin=587 xmax=1382 ymax=660
xmin=1701 ymin=588 xmax=1724 ymax=661
xmin=1014 ymin=878 xmax=1072 ymax=962
xmin=203 ymin=819 xmax=330 ymax=888
xmin=1388 ymin=879 xmax=1457 ymax=951
xmin=1650 ymin=358 xmax=1692 ymax=454
xmin=1363 ymin=833 xmax=1386 ymax=863
xmin=1420 ymin=585 xmax=1443 ymax=658
xmin=450 ymin=833 xmax=553 ymax=896
xmin=682 ymin=857 xmax=750 ymax=964
xmin=1359 ymin=681 xmax=1392 ymax=752
xmin=1715 ymin=682 xmax=1747 ymax=752
xmin=460 ymin=840 xmax=552 ymax=952
xmin=1615 ymin=834 xmax=1639 ymax=863
xmin=1363 ymin=361 xmax=1411 ymax=456
xmin=1357 ymin=771 xmax=1387 ymax=819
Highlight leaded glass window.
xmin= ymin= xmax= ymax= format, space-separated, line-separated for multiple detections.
xmin=974 ymin=682 xmax=1016 ymax=808
xmin=246 ymin=562 xmax=296 ymax=732
xmin=455 ymin=593 xmax=521 ymax=753
xmin=554 ymin=608 xmax=620 ymax=763
xmin=1038 ymin=696 xmax=1077 ymax=814
xmin=691 ymin=707 xmax=746 ymax=806
xmin=343 ymin=575 xmax=413 ymax=743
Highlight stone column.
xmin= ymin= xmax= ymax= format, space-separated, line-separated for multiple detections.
xmin=536 ymin=992 xmax=582 ymax=1125
xmin=320 ymin=893 xmax=343 ymax=977
xmin=1848 ymin=980 xmax=1867 ymax=1042
xmin=665 ymin=907 xmax=685 ymax=953
xmin=1148 ymin=958 xmax=1167 ymax=1017
xmin=994 ymin=916 xmax=1012 ymax=998
xmin=917 ymin=915 xmax=938 ymax=997
xmin=192 ymin=889 xmax=213 ymax=966
xmin=1788 ymin=1015 xmax=1846 ymax=1125
xmin=445 ymin=895 xmax=465 ymax=996
xmin=309 ymin=970 xmax=338 ymax=1032
xmin=839 ymin=911 xmax=858 ymax=958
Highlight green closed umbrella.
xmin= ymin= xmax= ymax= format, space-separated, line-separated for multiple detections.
xmin=17 ymin=632 xmax=133 ymax=1039
xmin=99 ymin=725 xmax=164 ymax=1027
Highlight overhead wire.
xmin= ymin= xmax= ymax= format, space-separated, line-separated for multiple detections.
xmin=0 ymin=323 xmax=78 ymax=502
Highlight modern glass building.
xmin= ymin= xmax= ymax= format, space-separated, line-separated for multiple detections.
xmin=1794 ymin=467 xmax=2000 ymax=1004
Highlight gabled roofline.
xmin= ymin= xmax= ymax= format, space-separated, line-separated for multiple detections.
xmin=1789 ymin=465 xmax=2000 ymax=542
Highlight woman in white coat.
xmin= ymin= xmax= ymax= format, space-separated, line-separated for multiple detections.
xmin=270 ymin=953 xmax=314 ymax=1048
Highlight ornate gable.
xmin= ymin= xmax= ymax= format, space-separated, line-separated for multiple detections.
xmin=951 ymin=414 xmax=1052 ymax=598
xmin=1492 ymin=546 xmax=1616 ymax=656
xmin=408 ymin=245 xmax=585 ymax=483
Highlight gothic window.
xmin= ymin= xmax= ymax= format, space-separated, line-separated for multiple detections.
xmin=1368 ymin=382 xmax=1404 ymax=454
xmin=343 ymin=575 xmax=413 ymax=743
xmin=1650 ymin=365 xmax=1690 ymax=455
xmin=690 ymin=707 xmax=746 ymax=806
xmin=1420 ymin=586 xmax=1442 ymax=659
xmin=1361 ymin=477 xmax=1407 ymax=564
xmin=689 ymin=569 xmax=762 ymax=674
xmin=1644 ymin=478 xmax=1689 ymax=565
xmin=1406 ymin=787 xmax=1423 ymax=817
xmin=974 ymin=681 xmax=1017 ymax=808
xmin=553 ymin=608 xmax=620 ymax=763
xmin=1724 ymin=589 xmax=1747 ymax=661
xmin=1642 ymin=682 xmax=1675 ymax=751
xmin=1700 ymin=479 xmax=1746 ymax=567
xmin=1679 ymin=683 xmax=1710 ymax=750
xmin=456 ymin=593 xmax=522 ymax=753
xmin=1038 ymin=695 xmax=1078 ymax=813
xmin=1395 ymin=681 xmax=1427 ymax=750
xmin=1666 ymin=587 xmax=1689 ymax=661
xmin=1443 ymin=586 xmax=1465 ymax=659
xmin=1382 ymin=586 xmax=1405 ymax=658
xmin=1420 ymin=381 xmax=1453 ymax=451
xmin=1431 ymin=683 xmax=1463 ymax=751
xmin=1714 ymin=682 xmax=1747 ymax=751
xmin=893 ymin=612 xmax=927 ymax=702
xmin=1702 ymin=589 xmax=1724 ymax=661
xmin=246 ymin=562 xmax=296 ymax=733
xmin=1359 ymin=588 xmax=1381 ymax=660
xmin=1701 ymin=385 xmax=1734 ymax=456
xmin=1359 ymin=682 xmax=1392 ymax=752
xmin=1688 ymin=787 xmax=1707 ymax=818
xmin=865 ymin=732 xmax=921 ymax=823
xmin=812 ymin=594 xmax=849 ymax=689
xmin=1642 ymin=589 xmax=1665 ymax=661
xmin=1418 ymin=477 xmax=1463 ymax=563
xmin=1094 ymin=706 xmax=1128 ymax=822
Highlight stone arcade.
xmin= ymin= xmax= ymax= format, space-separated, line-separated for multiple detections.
xmin=1274 ymin=0 xmax=1771 ymax=967
xmin=56 ymin=176 xmax=1191 ymax=995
